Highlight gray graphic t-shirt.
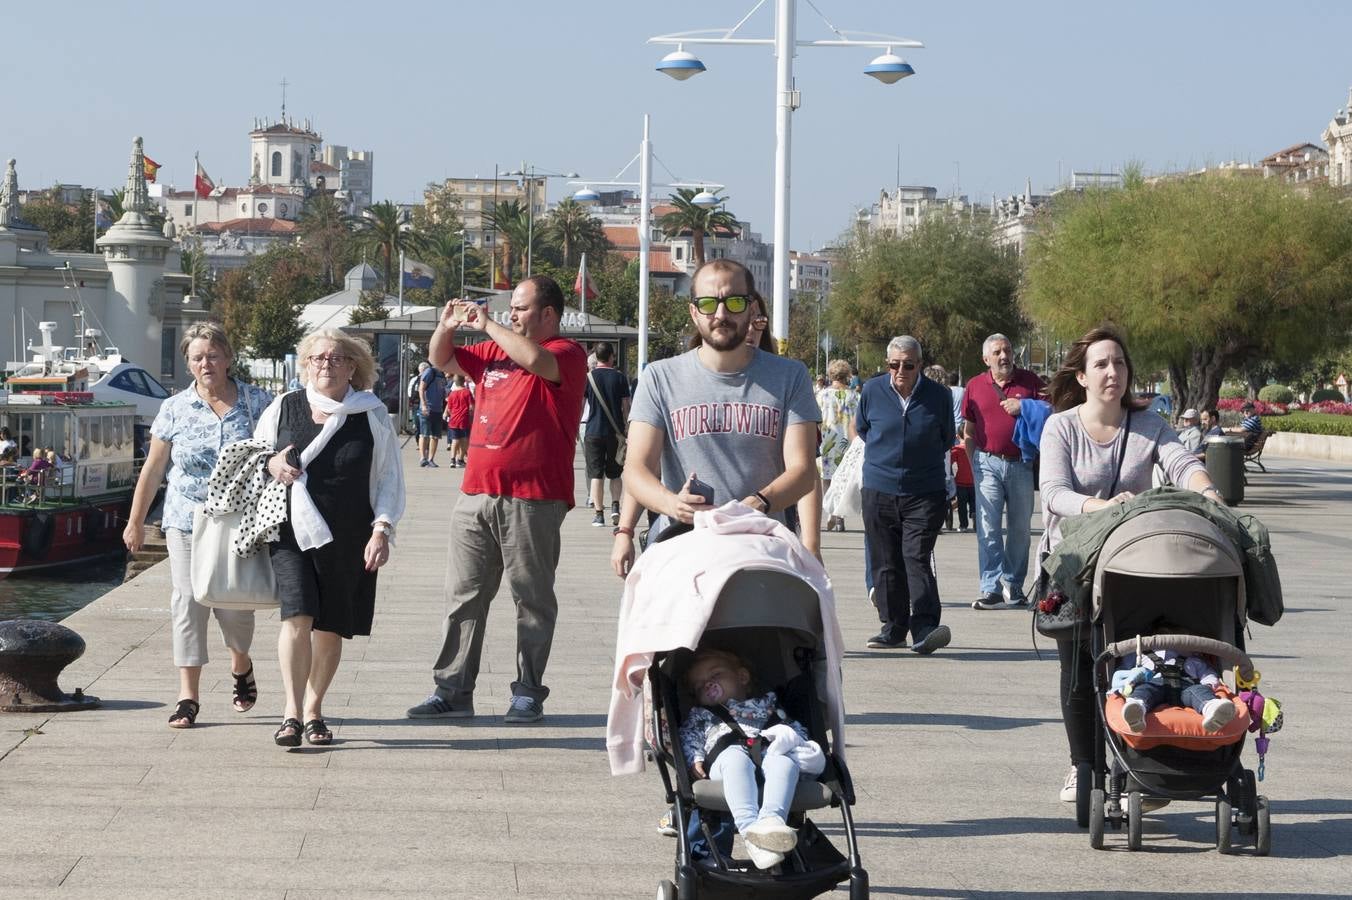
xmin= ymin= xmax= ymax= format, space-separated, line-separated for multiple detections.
xmin=629 ymin=348 xmax=820 ymax=523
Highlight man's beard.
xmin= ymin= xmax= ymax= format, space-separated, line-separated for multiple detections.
xmin=700 ymin=318 xmax=749 ymax=351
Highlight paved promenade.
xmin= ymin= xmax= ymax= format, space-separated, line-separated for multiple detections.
xmin=1 ymin=444 xmax=1349 ymax=899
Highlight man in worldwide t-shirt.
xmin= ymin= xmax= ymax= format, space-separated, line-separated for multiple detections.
xmin=612 ymin=259 xmax=819 ymax=572
xmin=407 ymin=276 xmax=587 ymax=725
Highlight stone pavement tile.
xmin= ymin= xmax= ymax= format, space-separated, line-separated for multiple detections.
xmin=514 ymin=861 xmax=671 ymax=897
xmin=0 ymin=826 xmax=304 ymax=860
xmin=0 ymin=762 xmax=151 ymax=787
xmin=60 ymin=856 xmax=514 ymax=893
xmin=139 ymin=761 xmax=503 ymax=791
xmin=1 ymin=779 xmax=320 ymax=811
xmin=0 ymin=853 xmax=81 ymax=888
xmin=20 ymin=891 xmax=282 ymax=900
xmin=0 ymin=804 xmax=119 ymax=832
xmin=108 ymin=805 xmax=508 ymax=839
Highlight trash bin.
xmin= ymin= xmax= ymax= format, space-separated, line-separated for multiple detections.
xmin=1205 ymin=435 xmax=1244 ymax=506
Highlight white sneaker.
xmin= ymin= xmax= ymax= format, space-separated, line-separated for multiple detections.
xmin=744 ymin=842 xmax=786 ymax=870
xmin=745 ymin=815 xmax=798 ymax=853
xmin=1060 ymin=767 xmax=1078 ymax=803
xmin=1122 ymin=698 xmax=1147 ymax=733
xmin=1201 ymin=698 xmax=1235 ymax=732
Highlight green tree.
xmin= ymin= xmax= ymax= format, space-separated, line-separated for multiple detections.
xmin=489 ymin=199 xmax=530 ymax=285
xmin=1023 ymin=176 xmax=1352 ymax=413
xmin=348 ymin=289 xmax=391 ymax=325
xmin=658 ymin=189 xmax=739 ymax=267
xmin=544 ymin=198 xmax=610 ymax=267
xmin=827 ymin=216 xmax=1024 ymax=375
xmin=246 ymin=246 xmax=316 ymax=364
xmin=214 ymin=268 xmax=257 ymax=351
xmin=354 ymin=200 xmax=425 ymax=294
xmin=299 ymin=193 xmax=354 ymax=291
xmin=180 ymin=239 xmax=215 ymax=309
xmin=20 ymin=199 xmax=89 ymax=251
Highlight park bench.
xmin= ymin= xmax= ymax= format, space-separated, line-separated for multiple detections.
xmin=1244 ymin=432 xmax=1269 ymax=473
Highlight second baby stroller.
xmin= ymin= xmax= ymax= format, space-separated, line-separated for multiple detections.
xmin=1080 ymin=508 xmax=1274 ymax=854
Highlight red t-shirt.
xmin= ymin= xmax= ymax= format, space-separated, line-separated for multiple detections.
xmin=951 ymin=443 xmax=974 ymax=487
xmin=445 ymin=388 xmax=474 ymax=430
xmin=454 ymin=336 xmax=587 ymax=505
xmin=961 ymin=369 xmax=1044 ymax=458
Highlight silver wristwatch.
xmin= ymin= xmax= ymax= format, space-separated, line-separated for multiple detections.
xmin=373 ymin=522 xmax=394 ymax=537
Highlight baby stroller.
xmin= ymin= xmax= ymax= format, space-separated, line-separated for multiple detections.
xmin=648 ymin=567 xmax=867 ymax=899
xmin=1079 ymin=508 xmax=1272 ymax=854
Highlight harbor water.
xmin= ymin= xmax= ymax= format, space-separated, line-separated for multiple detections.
xmin=0 ymin=555 xmax=127 ymax=622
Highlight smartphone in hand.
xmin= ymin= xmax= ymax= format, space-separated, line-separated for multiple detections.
xmin=687 ymin=476 xmax=715 ymax=506
xmin=285 ymin=446 xmax=302 ymax=470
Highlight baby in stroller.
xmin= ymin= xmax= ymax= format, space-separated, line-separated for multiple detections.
xmin=1111 ymin=645 xmax=1236 ymax=735
xmin=679 ymin=648 xmax=826 ymax=870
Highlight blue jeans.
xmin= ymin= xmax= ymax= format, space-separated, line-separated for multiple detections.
xmin=975 ymin=452 xmax=1035 ymax=598
xmin=708 ymin=745 xmax=801 ymax=834
xmin=1130 ymin=680 xmax=1217 ymax=716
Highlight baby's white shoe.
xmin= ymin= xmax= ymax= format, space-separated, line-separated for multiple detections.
xmin=746 ymin=815 xmax=799 ymax=853
xmin=1121 ymin=698 xmax=1147 ymax=733
xmin=1201 ymin=698 xmax=1235 ymax=733
xmin=744 ymin=842 xmax=786 ymax=870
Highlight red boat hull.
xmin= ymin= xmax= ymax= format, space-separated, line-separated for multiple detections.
xmin=0 ymin=500 xmax=130 ymax=577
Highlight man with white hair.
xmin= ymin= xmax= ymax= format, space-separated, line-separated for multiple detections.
xmin=855 ymin=335 xmax=955 ymax=653
xmin=1176 ymin=408 xmax=1203 ymax=453
xmin=961 ymin=333 xmax=1044 ymax=610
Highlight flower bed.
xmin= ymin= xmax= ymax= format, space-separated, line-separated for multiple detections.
xmin=1216 ymin=398 xmax=1352 ymax=417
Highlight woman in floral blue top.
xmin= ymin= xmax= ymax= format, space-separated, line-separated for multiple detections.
xmin=123 ymin=322 xmax=272 ymax=729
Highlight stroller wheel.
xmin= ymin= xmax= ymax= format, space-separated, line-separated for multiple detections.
xmin=1089 ymin=789 xmax=1105 ymax=850
xmin=1216 ymin=796 xmax=1234 ymax=854
xmin=1255 ymin=796 xmax=1272 ymax=856
xmin=1127 ymin=792 xmax=1143 ymax=851
xmin=656 ymin=879 xmax=677 ymax=900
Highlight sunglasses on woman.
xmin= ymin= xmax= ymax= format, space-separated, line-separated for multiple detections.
xmin=690 ymin=295 xmax=751 ymax=315
xmin=887 ymin=360 xmax=917 ymax=371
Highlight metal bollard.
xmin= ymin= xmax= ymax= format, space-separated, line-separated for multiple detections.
xmin=0 ymin=620 xmax=100 ymax=712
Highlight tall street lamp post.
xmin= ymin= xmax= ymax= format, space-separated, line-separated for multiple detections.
xmin=649 ymin=0 xmax=922 ymax=351
xmin=501 ymin=164 xmax=578 ymax=279
xmin=457 ymin=229 xmax=467 ymax=297
xmin=572 ymin=114 xmax=722 ymax=371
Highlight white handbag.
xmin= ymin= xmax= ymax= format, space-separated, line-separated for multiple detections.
xmin=190 ymin=506 xmax=279 ymax=610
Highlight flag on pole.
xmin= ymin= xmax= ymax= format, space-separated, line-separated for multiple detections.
xmin=194 ymin=159 xmax=215 ymax=199
xmin=143 ymin=155 xmax=161 ymax=183
xmin=573 ymin=252 xmax=599 ymax=302
xmin=401 ymin=256 xmax=435 ymax=290
xmin=493 ymin=260 xmax=511 ymax=291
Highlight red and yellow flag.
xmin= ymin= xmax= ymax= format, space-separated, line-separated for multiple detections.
xmin=143 ymin=155 xmax=161 ymax=183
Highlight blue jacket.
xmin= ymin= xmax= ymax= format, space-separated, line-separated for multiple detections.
xmin=1014 ymin=399 xmax=1054 ymax=464
xmin=856 ymin=374 xmax=955 ymax=496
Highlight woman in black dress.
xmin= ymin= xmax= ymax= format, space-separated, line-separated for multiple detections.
xmin=256 ymin=329 xmax=405 ymax=747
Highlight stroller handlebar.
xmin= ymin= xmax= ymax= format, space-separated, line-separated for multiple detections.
xmin=1098 ymin=633 xmax=1256 ymax=681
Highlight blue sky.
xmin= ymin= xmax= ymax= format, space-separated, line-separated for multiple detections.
xmin=7 ymin=1 xmax=1352 ymax=248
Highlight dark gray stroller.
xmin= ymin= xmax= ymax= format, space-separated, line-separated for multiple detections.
xmin=647 ymin=568 xmax=867 ymax=899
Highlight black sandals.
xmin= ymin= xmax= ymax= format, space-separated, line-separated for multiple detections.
xmin=231 ymin=666 xmax=258 ymax=713
xmin=168 ymin=698 xmax=200 ymax=729
xmin=274 ymin=717 xmax=303 ymax=748
xmin=303 ymin=718 xmax=333 ymax=746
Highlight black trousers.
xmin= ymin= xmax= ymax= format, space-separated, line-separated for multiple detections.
xmin=1058 ymin=638 xmax=1096 ymax=765
xmin=862 ymin=488 xmax=947 ymax=643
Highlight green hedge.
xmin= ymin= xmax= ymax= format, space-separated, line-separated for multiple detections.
xmin=1312 ymin=388 xmax=1346 ymax=403
xmin=1219 ymin=385 xmax=1247 ymax=399
xmin=1257 ymin=384 xmax=1295 ymax=403
xmin=1264 ymin=412 xmax=1352 ymax=437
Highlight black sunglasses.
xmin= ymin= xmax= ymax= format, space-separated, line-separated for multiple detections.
xmin=887 ymin=361 xmax=917 ymax=371
xmin=691 ymin=295 xmax=751 ymax=315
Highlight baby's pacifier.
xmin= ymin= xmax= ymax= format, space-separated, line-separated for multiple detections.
xmin=698 ymin=680 xmax=725 ymax=705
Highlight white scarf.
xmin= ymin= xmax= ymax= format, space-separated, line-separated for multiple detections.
xmin=290 ymin=386 xmax=386 ymax=551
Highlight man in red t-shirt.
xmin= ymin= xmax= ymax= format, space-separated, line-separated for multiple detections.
xmin=407 ymin=276 xmax=587 ymax=725
xmin=443 ymin=374 xmax=474 ymax=467
xmin=960 ymin=333 xmax=1044 ymax=610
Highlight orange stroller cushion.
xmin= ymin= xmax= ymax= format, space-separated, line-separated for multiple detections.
xmin=1105 ymin=689 xmax=1250 ymax=751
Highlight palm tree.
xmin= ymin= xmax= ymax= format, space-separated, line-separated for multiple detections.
xmin=658 ymin=189 xmax=740 ymax=268
xmin=546 ymin=198 xmax=609 ymax=267
xmin=422 ymin=230 xmax=483 ymax=300
xmin=490 ymin=199 xmax=530 ymax=285
xmin=353 ymin=200 xmax=424 ymax=294
xmin=298 ymin=193 xmax=353 ymax=290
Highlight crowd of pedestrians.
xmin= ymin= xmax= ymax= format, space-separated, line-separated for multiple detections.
xmin=121 ymin=262 xmax=1231 ymax=814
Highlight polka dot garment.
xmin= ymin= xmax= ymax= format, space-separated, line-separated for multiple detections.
xmin=202 ymin=438 xmax=286 ymax=558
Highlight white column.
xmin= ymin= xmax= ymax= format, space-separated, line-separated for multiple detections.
xmin=771 ymin=0 xmax=795 ymax=352
xmin=637 ymin=115 xmax=653 ymax=372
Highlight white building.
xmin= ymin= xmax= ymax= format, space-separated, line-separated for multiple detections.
xmin=1322 ymin=88 xmax=1352 ymax=187
xmin=1 ymin=142 xmax=196 ymax=388
xmin=1261 ymin=143 xmax=1329 ymax=185
xmin=424 ymin=175 xmax=547 ymax=255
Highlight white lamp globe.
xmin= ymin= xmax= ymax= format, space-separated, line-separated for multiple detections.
xmin=656 ymin=48 xmax=707 ymax=81
xmin=864 ymin=52 xmax=915 ymax=84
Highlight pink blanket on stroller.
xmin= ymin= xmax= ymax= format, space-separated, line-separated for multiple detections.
xmin=606 ymin=502 xmax=845 ymax=776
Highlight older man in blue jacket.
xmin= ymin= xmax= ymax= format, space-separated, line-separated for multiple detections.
xmin=856 ymin=335 xmax=956 ymax=653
